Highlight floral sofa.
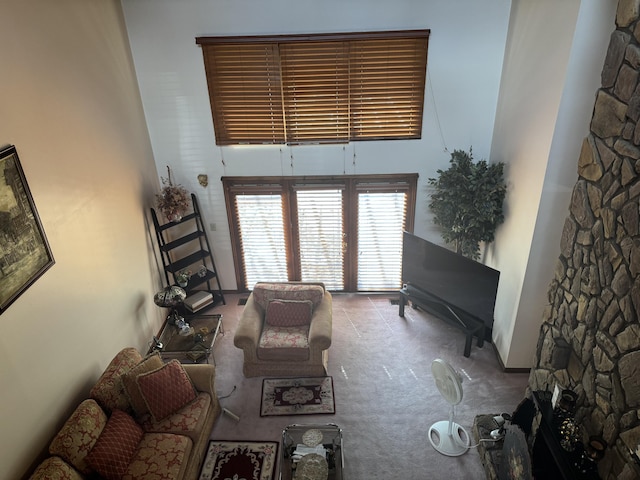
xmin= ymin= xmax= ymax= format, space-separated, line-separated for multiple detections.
xmin=234 ymin=282 xmax=332 ymax=377
xmin=29 ymin=347 xmax=220 ymax=480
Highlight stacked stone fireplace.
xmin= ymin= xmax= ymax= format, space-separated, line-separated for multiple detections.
xmin=529 ymin=2 xmax=640 ymax=478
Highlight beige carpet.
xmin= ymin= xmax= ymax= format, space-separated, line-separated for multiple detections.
xmin=208 ymin=293 xmax=530 ymax=480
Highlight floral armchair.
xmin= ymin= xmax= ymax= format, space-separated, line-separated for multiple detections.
xmin=233 ymin=282 xmax=333 ymax=377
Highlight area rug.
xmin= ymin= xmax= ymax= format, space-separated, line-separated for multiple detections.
xmin=260 ymin=376 xmax=335 ymax=416
xmin=198 ymin=440 xmax=278 ymax=480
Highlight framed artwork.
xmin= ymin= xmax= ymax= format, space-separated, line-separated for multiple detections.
xmin=0 ymin=145 xmax=54 ymax=314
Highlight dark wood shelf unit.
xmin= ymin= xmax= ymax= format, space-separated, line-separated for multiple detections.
xmin=151 ymin=193 xmax=225 ymax=308
xmin=530 ymin=391 xmax=600 ymax=480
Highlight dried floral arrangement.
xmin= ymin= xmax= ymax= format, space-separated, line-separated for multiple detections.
xmin=156 ymin=166 xmax=190 ymax=222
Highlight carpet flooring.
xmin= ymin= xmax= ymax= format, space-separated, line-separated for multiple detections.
xmin=260 ymin=377 xmax=335 ymax=416
xmin=208 ymin=293 xmax=530 ymax=480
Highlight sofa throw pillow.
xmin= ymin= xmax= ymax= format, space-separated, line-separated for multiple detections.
xmin=86 ymin=410 xmax=143 ymax=480
xmin=49 ymin=399 xmax=108 ymax=475
xmin=135 ymin=359 xmax=196 ymax=422
xmin=252 ymin=282 xmax=324 ymax=310
xmin=266 ymin=299 xmax=313 ymax=327
xmin=121 ymin=353 xmax=164 ymax=417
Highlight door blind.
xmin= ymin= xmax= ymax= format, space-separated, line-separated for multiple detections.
xmin=235 ymin=194 xmax=288 ymax=287
xmin=296 ymin=189 xmax=344 ymax=290
xmin=357 ymin=191 xmax=407 ymax=290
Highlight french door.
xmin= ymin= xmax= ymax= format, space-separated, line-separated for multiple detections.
xmin=223 ymin=174 xmax=417 ymax=292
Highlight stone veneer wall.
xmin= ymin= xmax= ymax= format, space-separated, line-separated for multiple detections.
xmin=529 ymin=2 xmax=640 ymax=479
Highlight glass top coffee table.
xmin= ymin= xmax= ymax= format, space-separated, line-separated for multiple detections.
xmin=280 ymin=423 xmax=344 ymax=480
xmin=154 ymin=313 xmax=223 ymax=365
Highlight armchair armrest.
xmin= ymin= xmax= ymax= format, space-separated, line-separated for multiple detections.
xmin=182 ymin=363 xmax=216 ymax=395
xmin=308 ymin=291 xmax=332 ymax=350
xmin=234 ymin=294 xmax=263 ymax=351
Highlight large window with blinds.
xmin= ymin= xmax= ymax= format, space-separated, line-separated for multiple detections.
xmin=196 ymin=30 xmax=429 ymax=145
xmin=222 ymin=174 xmax=418 ymax=292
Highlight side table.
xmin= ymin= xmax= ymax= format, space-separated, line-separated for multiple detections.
xmin=153 ymin=313 xmax=223 ymax=365
xmin=279 ymin=423 xmax=344 ymax=480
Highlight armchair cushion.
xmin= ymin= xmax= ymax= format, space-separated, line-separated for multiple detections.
xmin=86 ymin=410 xmax=144 ymax=480
xmin=258 ymin=324 xmax=310 ymax=361
xmin=136 ymin=360 xmax=197 ymax=422
xmin=266 ymin=299 xmax=313 ymax=326
xmin=253 ymin=282 xmax=324 ymax=310
xmin=139 ymin=392 xmax=211 ymax=443
xmin=126 ymin=432 xmax=192 ymax=480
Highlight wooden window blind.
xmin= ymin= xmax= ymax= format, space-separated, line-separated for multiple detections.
xmin=197 ymin=30 xmax=429 ymax=145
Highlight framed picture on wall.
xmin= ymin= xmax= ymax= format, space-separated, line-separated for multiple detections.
xmin=0 ymin=145 xmax=54 ymax=314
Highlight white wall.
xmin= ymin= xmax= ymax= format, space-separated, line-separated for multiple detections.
xmin=0 ymin=1 xmax=162 ymax=478
xmin=121 ymin=0 xmax=512 ymax=289
xmin=488 ymin=0 xmax=617 ymax=368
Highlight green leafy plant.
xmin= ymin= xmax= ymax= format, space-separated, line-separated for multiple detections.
xmin=427 ymin=148 xmax=506 ymax=260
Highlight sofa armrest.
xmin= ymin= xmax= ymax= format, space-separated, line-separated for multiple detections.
xmin=308 ymin=291 xmax=332 ymax=350
xmin=29 ymin=456 xmax=84 ymax=480
xmin=234 ymin=294 xmax=263 ymax=351
xmin=182 ymin=363 xmax=216 ymax=395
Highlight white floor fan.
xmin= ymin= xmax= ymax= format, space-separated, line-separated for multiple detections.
xmin=428 ymin=358 xmax=470 ymax=456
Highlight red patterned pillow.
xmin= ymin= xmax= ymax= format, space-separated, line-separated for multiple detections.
xmin=86 ymin=410 xmax=143 ymax=480
xmin=135 ymin=360 xmax=196 ymax=422
xmin=266 ymin=299 xmax=313 ymax=326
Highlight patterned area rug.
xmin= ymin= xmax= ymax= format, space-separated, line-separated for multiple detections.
xmin=199 ymin=440 xmax=278 ymax=480
xmin=260 ymin=376 xmax=335 ymax=416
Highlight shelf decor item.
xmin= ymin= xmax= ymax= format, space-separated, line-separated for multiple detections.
xmin=0 ymin=145 xmax=55 ymax=315
xmin=155 ymin=166 xmax=190 ymax=222
xmin=175 ymin=269 xmax=192 ymax=287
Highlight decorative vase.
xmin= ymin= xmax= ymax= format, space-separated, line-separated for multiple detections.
xmin=166 ymin=212 xmax=183 ymax=222
xmin=553 ymin=389 xmax=578 ymax=426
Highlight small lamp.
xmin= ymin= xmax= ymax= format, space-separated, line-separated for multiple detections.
xmin=154 ymin=285 xmax=190 ymax=328
xmin=153 ymin=285 xmax=187 ymax=308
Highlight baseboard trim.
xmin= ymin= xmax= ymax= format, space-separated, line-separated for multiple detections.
xmin=493 ymin=345 xmax=531 ymax=373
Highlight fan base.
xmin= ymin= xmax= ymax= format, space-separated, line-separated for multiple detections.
xmin=429 ymin=420 xmax=470 ymax=456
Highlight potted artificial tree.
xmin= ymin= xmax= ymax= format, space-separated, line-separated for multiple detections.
xmin=427 ymin=148 xmax=506 ymax=260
